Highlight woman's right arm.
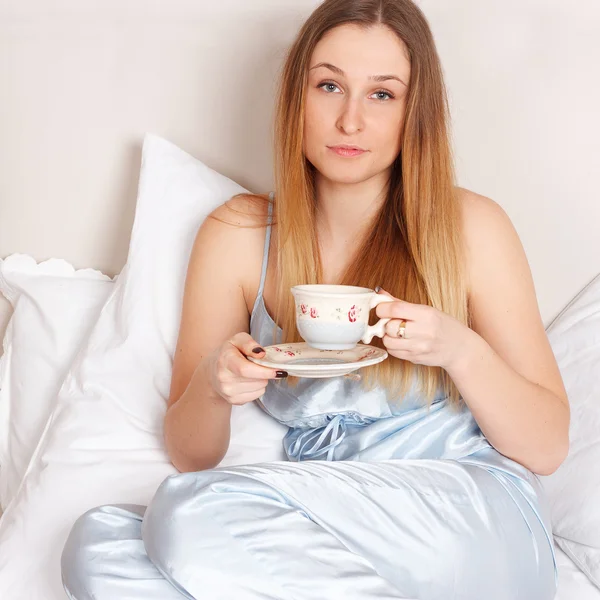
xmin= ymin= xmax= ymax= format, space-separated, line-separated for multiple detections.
xmin=163 ymin=199 xmax=281 ymax=473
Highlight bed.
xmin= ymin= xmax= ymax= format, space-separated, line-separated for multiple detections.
xmin=0 ymin=1 xmax=599 ymax=598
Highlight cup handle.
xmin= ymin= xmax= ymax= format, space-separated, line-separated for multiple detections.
xmin=361 ymin=293 xmax=396 ymax=344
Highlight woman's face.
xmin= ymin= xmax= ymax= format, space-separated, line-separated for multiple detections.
xmin=304 ymin=24 xmax=411 ymax=184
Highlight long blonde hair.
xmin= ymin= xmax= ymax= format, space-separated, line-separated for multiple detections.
xmin=216 ymin=0 xmax=468 ymax=408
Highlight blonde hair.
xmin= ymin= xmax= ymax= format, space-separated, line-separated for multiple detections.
xmin=215 ymin=0 xmax=468 ymax=409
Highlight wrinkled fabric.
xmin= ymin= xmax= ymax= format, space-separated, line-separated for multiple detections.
xmin=61 ymin=193 xmax=557 ymax=599
xmin=63 ymin=460 xmax=556 ymax=600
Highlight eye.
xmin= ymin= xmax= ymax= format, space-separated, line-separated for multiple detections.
xmin=316 ymin=81 xmax=395 ymax=102
xmin=373 ymin=90 xmax=394 ymax=101
xmin=317 ymin=81 xmax=341 ymax=94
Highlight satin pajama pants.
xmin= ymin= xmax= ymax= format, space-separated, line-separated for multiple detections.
xmin=61 ymin=459 xmax=556 ymax=600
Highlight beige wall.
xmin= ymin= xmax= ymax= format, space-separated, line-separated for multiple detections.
xmin=1 ymin=0 xmax=599 ymax=331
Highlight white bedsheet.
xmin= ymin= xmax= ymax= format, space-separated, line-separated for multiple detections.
xmin=555 ymin=544 xmax=600 ymax=600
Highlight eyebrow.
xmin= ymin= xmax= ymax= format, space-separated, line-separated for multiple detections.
xmin=309 ymin=62 xmax=407 ymax=87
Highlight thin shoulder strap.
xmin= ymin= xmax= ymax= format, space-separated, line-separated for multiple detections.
xmin=257 ymin=192 xmax=274 ymax=298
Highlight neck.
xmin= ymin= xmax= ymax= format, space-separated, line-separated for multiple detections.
xmin=314 ymin=173 xmax=389 ymax=251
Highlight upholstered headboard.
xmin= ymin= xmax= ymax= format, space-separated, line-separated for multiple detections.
xmin=1 ymin=0 xmax=599 ymax=334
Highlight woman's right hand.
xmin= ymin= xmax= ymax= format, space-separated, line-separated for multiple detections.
xmin=207 ymin=332 xmax=288 ymax=406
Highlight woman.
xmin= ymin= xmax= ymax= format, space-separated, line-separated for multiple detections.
xmin=62 ymin=1 xmax=569 ymax=598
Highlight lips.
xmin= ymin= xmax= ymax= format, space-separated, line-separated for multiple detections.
xmin=328 ymin=145 xmax=367 ymax=157
xmin=329 ymin=145 xmax=366 ymax=151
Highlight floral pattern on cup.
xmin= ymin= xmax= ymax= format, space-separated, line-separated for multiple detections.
xmin=297 ymin=303 xmax=320 ymax=319
xmin=347 ymin=304 xmax=363 ymax=323
xmin=298 ymin=304 xmax=363 ymax=322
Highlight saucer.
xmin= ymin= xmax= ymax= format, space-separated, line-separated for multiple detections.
xmin=247 ymin=342 xmax=388 ymax=378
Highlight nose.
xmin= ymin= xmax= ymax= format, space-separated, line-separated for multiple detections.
xmin=336 ymin=97 xmax=365 ymax=135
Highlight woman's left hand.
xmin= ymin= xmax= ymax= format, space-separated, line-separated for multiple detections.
xmin=374 ymin=288 xmax=475 ymax=371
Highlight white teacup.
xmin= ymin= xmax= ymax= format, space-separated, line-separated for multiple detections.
xmin=290 ymin=284 xmax=395 ymax=350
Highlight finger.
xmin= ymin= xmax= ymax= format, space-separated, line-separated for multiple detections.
xmin=234 ymin=356 xmax=287 ymax=380
xmin=387 ymin=349 xmax=421 ymax=365
xmin=381 ymin=335 xmax=416 ymax=352
xmin=226 ymin=333 xmax=284 ymax=379
xmin=376 ymin=300 xmax=422 ymax=320
xmin=218 ymin=369 xmax=275 ymax=400
xmin=229 ymin=390 xmax=268 ymax=406
xmin=383 ymin=318 xmax=421 ymax=339
xmin=229 ymin=332 xmax=267 ymax=358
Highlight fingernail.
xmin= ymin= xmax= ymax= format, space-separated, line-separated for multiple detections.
xmin=374 ymin=286 xmax=381 ymax=292
xmin=276 ymin=371 xmax=288 ymax=378
xmin=252 ymin=347 xmax=265 ymax=354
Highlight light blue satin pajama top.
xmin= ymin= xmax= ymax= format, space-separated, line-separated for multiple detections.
xmin=61 ymin=192 xmax=557 ymax=600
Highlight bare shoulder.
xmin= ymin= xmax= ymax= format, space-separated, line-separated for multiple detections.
xmin=208 ymin=192 xmax=271 ymax=228
xmin=192 ymin=193 xmax=270 ymax=275
xmin=457 ymin=186 xmax=513 ymax=235
xmin=204 ymin=191 xmax=271 ymax=294
xmin=456 ymin=187 xmax=524 ymax=291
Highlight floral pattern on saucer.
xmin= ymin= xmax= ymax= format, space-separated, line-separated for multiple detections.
xmin=247 ymin=342 xmax=388 ymax=379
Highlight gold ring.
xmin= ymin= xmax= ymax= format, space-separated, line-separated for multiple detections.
xmin=396 ymin=319 xmax=407 ymax=339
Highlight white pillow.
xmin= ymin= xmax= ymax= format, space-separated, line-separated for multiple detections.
xmin=542 ymin=272 xmax=600 ymax=589
xmin=0 ymin=255 xmax=114 ymax=510
xmin=0 ymin=134 xmax=287 ymax=600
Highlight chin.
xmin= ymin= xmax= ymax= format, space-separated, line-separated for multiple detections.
xmin=308 ymin=160 xmax=368 ymax=183
xmin=321 ymin=171 xmax=368 ymax=185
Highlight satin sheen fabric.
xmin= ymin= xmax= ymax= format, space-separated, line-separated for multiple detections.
xmin=61 ymin=193 xmax=557 ymax=599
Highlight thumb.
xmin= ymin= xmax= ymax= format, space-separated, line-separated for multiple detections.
xmin=233 ymin=332 xmax=266 ymax=357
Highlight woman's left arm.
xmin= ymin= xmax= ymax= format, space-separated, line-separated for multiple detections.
xmin=376 ymin=189 xmax=570 ymax=476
